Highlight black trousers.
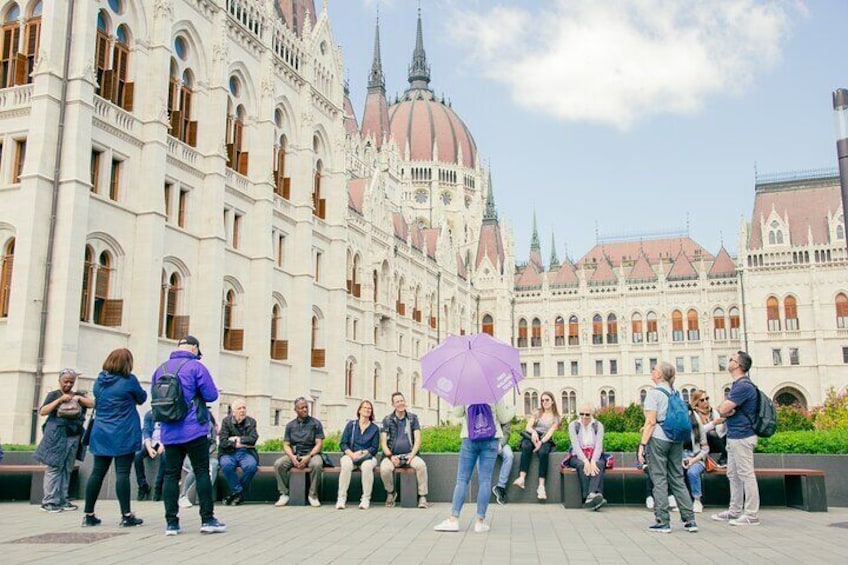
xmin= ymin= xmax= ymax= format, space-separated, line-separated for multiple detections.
xmin=163 ymin=436 xmax=215 ymax=525
xmin=519 ymin=439 xmax=554 ymax=479
xmin=84 ymin=453 xmax=134 ymax=515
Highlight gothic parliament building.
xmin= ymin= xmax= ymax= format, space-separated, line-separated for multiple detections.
xmin=0 ymin=1 xmax=845 ymax=443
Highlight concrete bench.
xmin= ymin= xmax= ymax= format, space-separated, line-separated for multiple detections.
xmin=0 ymin=463 xmax=81 ymax=504
xmin=560 ymin=466 xmax=827 ymax=512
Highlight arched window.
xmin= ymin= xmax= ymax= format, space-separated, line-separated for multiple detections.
xmin=729 ymin=306 xmax=740 ymax=339
xmin=168 ymin=38 xmax=198 ymax=147
xmin=345 ymin=359 xmax=355 ymax=397
xmin=836 ymin=293 xmax=848 ymax=329
xmin=164 ymin=272 xmax=182 ymax=339
xmin=312 ymin=137 xmax=326 ymax=219
xmin=226 ymin=92 xmax=249 ymax=175
xmin=1 ymin=2 xmax=41 ymax=88
xmin=671 ymin=310 xmax=684 ymax=342
xmin=606 ymin=313 xmax=618 ymax=344
xmin=93 ymin=5 xmax=134 ymax=111
xmin=639 ymin=388 xmax=648 ymax=406
xmin=271 ymin=302 xmax=289 ymax=360
xmin=273 ymin=106 xmax=290 ymax=198
xmin=411 ymin=374 xmax=419 ymax=406
xmin=600 ymin=388 xmax=616 ymax=408
xmin=766 ymin=296 xmax=780 ymax=331
xmin=482 ymin=314 xmax=494 ymax=336
xmin=372 ymin=365 xmax=381 ymax=400
xmin=568 ymin=314 xmax=579 ymax=345
xmin=83 ymin=249 xmax=122 ymax=327
xmin=0 ymin=237 xmax=14 ymax=317
xmin=554 ymin=315 xmax=565 ymax=346
xmin=372 ymin=270 xmax=378 ymax=303
xmin=396 ymin=276 xmax=406 ymax=316
xmin=592 ymin=314 xmax=603 ymax=344
xmin=561 ymin=390 xmax=577 ymax=416
xmin=531 ymin=317 xmax=542 ymax=347
xmin=222 ymin=288 xmax=243 ymax=351
xmin=713 ymin=308 xmax=726 ymax=340
xmin=0 ymin=5 xmax=21 ymax=88
xmin=646 ymin=311 xmax=658 ymax=343
xmin=681 ymin=387 xmax=696 ymax=404
xmin=311 ymin=313 xmax=325 ymax=367
xmin=80 ymin=245 xmax=94 ymax=321
xmin=784 ymin=296 xmax=798 ymax=330
xmin=523 ymin=390 xmax=539 ymax=415
xmin=687 ymin=309 xmax=700 ymax=340
xmin=631 ymin=312 xmax=643 ymax=343
xmin=517 ymin=318 xmax=528 ymax=347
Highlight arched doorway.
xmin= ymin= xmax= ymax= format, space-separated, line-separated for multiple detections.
xmin=773 ymin=386 xmax=807 ymax=410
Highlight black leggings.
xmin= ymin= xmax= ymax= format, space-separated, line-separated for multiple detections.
xmin=519 ymin=439 xmax=554 ymax=479
xmin=84 ymin=453 xmax=134 ymax=515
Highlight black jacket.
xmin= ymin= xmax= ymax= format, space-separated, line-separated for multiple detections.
xmin=218 ymin=415 xmax=259 ymax=460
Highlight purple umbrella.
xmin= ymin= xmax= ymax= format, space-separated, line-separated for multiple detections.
xmin=421 ymin=333 xmax=524 ymax=406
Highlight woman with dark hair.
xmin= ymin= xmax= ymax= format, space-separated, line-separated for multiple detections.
xmin=336 ymin=400 xmax=380 ymax=509
xmin=513 ymin=391 xmax=560 ymax=500
xmin=683 ymin=391 xmax=711 ymax=513
xmin=82 ymin=348 xmax=147 ymax=527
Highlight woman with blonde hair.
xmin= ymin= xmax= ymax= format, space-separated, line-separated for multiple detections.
xmin=685 ymin=390 xmax=724 ymax=513
xmin=513 ymin=391 xmax=560 ymax=500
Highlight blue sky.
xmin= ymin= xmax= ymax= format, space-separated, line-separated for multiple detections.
xmin=328 ymin=0 xmax=846 ymax=261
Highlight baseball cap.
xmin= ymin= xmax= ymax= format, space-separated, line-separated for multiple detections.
xmin=178 ymin=335 xmax=202 ymax=358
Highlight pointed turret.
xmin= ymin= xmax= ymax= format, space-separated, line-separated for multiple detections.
xmin=484 ymin=170 xmax=497 ymax=221
xmin=476 ymin=171 xmax=505 ymax=274
xmin=407 ymin=8 xmax=431 ymax=91
xmin=549 ymin=232 xmax=559 ymax=267
xmin=360 ymin=17 xmax=390 ymax=147
xmin=528 ymin=211 xmax=543 ymax=270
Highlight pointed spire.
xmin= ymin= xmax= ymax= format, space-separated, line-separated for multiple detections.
xmin=530 ymin=210 xmax=541 ymax=252
xmin=550 ymin=232 xmax=559 ymax=266
xmin=407 ymin=6 xmax=431 ymax=90
xmin=368 ymin=16 xmax=385 ymax=91
xmin=484 ymin=170 xmax=497 ymax=221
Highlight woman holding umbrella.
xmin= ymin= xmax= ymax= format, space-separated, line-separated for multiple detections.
xmin=434 ymin=401 xmax=512 ymax=533
xmin=513 ymin=391 xmax=560 ymax=500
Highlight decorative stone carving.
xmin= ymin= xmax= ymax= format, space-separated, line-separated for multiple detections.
xmin=32 ymin=49 xmax=47 ymax=74
xmin=154 ymin=0 xmax=174 ymax=20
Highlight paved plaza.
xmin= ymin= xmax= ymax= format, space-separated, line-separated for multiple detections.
xmin=0 ymin=500 xmax=845 ymax=564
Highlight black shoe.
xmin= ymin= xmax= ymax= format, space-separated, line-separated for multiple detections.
xmin=224 ymin=492 xmax=237 ymax=506
xmin=120 ymin=514 xmax=144 ymax=527
xmin=152 ymin=490 xmax=162 ymax=502
xmin=492 ymin=486 xmax=506 ymax=505
xmin=41 ymin=503 xmax=63 ymax=513
xmin=137 ymin=484 xmax=150 ymax=501
xmin=62 ymin=502 xmax=79 ymax=511
xmin=232 ymin=491 xmax=245 ymax=506
xmin=81 ymin=514 xmax=102 ymax=527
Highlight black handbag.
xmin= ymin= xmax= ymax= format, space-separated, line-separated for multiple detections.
xmin=76 ymin=412 xmax=94 ymax=461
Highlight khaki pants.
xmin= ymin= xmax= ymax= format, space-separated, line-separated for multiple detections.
xmin=380 ymin=455 xmax=428 ymax=496
xmin=274 ymin=454 xmax=323 ymax=498
xmin=727 ymin=436 xmax=759 ymax=518
xmin=337 ymin=455 xmax=377 ymax=501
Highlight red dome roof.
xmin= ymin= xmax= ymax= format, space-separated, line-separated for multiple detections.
xmin=388 ymin=89 xmax=477 ymax=168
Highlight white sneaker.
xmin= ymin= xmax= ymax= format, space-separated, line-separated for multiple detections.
xmin=693 ymin=499 xmax=703 ymax=513
xmin=335 ymin=498 xmax=345 ymax=510
xmin=646 ymin=496 xmax=655 ymax=510
xmin=474 ymin=521 xmax=490 ymax=533
xmin=308 ymin=495 xmax=321 ymax=507
xmin=434 ymin=518 xmax=459 ymax=532
xmin=537 ymin=485 xmax=547 ymax=500
xmin=177 ymin=496 xmax=193 ymax=508
xmin=274 ymin=494 xmax=290 ymax=507
xmin=668 ymin=495 xmax=678 ymax=510
xmin=359 ymin=498 xmax=370 ymax=510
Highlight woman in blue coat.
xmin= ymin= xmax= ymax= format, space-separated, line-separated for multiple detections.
xmin=82 ymin=348 xmax=147 ymax=527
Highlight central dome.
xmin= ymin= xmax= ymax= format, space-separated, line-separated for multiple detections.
xmin=388 ymin=90 xmax=477 ymax=168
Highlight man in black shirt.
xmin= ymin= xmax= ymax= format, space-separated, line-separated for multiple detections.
xmin=380 ymin=392 xmax=429 ymax=508
xmin=274 ymin=397 xmax=325 ymax=507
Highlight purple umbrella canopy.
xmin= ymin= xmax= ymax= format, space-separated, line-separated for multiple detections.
xmin=421 ymin=333 xmax=524 ymax=406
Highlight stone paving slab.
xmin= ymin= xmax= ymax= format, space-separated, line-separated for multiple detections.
xmin=0 ymin=501 xmax=845 ymax=564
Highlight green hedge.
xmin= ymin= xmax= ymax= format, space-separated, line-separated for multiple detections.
xmin=1 ymin=444 xmax=35 ymax=451
xmin=756 ymin=430 xmax=848 ymax=454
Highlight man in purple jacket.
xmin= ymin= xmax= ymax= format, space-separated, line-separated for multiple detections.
xmin=151 ymin=335 xmax=225 ymax=536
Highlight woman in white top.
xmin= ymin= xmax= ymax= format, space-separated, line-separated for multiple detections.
xmin=566 ymin=404 xmax=607 ymax=510
xmin=512 ymin=391 xmax=560 ymax=500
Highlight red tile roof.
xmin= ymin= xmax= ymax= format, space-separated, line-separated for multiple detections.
xmin=392 ymin=212 xmax=408 ymax=241
xmin=588 ymin=257 xmax=617 ymax=285
xmin=475 ymin=222 xmax=505 ymax=272
xmin=627 ymin=253 xmax=657 ymax=282
xmin=578 ymin=237 xmax=713 ymax=268
xmin=749 ymin=180 xmax=842 ymax=249
xmin=343 ymin=94 xmax=359 ymax=137
xmin=347 ymin=178 xmax=368 ymax=213
xmin=708 ymin=247 xmax=737 ymax=277
xmin=515 ymin=263 xmax=542 ymax=288
xmin=423 ymin=229 xmax=439 ymax=259
xmin=548 ymin=259 xmax=579 ymax=286
xmin=361 ymin=90 xmax=390 ymax=147
xmin=666 ymin=249 xmax=698 ymax=280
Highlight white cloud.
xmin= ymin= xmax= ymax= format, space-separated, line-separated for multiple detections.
xmin=451 ymin=0 xmax=803 ymax=129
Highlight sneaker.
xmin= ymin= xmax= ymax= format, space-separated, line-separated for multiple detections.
xmin=385 ymin=491 xmax=396 ymax=508
xmin=711 ymin=510 xmax=740 ymax=522
xmin=81 ymin=514 xmax=101 ymax=527
xmin=62 ymin=502 xmax=79 ymax=511
xmin=335 ymin=498 xmax=346 ymax=510
xmin=648 ymin=522 xmax=672 ymax=533
xmin=683 ymin=520 xmax=699 ymax=533
xmin=275 ymin=494 xmax=290 ymax=507
xmin=729 ymin=515 xmax=760 ymax=527
xmin=668 ymin=495 xmax=678 ymax=510
xmin=537 ymin=485 xmax=547 ymax=500
xmin=41 ymin=503 xmax=63 ymax=513
xmin=434 ymin=518 xmax=459 ymax=532
xmin=474 ymin=521 xmax=490 ymax=533
xmin=178 ymin=496 xmax=193 ymax=508
xmin=308 ymin=495 xmax=321 ymax=507
xmin=164 ymin=523 xmax=181 ymax=536
xmin=120 ymin=514 xmax=144 ymax=527
xmin=359 ymin=498 xmax=370 ymax=510
xmin=232 ymin=491 xmax=245 ymax=506
xmin=646 ymin=496 xmax=655 ymax=510
xmin=492 ymin=485 xmax=507 ymax=505
xmin=512 ymin=477 xmax=525 ymax=489
xmin=693 ymin=499 xmax=703 ymax=513
xmin=582 ymin=492 xmax=600 ymax=509
xmin=223 ymin=492 xmax=238 ymax=506
xmin=418 ymin=496 xmax=429 ymax=509
xmin=591 ymin=497 xmax=607 ymax=511
xmin=200 ymin=518 xmax=227 ymax=534
xmin=137 ymin=484 xmax=151 ymax=501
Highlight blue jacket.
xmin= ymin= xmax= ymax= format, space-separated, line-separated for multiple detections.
xmin=151 ymin=351 xmax=219 ymax=446
xmin=141 ymin=410 xmax=158 ymax=443
xmin=89 ymin=371 xmax=147 ymax=457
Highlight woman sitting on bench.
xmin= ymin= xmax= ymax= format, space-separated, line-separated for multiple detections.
xmin=565 ymin=404 xmax=608 ymax=510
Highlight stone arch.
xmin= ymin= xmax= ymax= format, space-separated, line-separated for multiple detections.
xmin=772 ymin=383 xmax=809 ymax=410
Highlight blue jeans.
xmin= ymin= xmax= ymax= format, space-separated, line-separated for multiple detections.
xmin=219 ymin=449 xmax=258 ymax=494
xmin=496 ymin=444 xmax=514 ymax=488
xmin=450 ymin=438 xmax=498 ymax=520
xmin=684 ymin=450 xmax=705 ymax=498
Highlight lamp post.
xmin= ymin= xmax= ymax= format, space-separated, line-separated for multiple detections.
xmin=834 ymin=88 xmax=848 ymax=253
